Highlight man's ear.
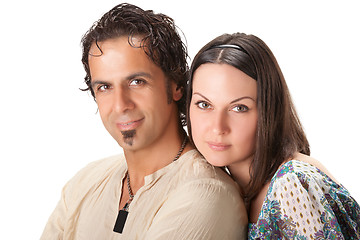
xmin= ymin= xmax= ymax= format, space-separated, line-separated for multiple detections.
xmin=172 ymin=84 xmax=183 ymax=101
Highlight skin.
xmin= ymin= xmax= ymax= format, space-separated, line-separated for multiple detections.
xmin=190 ymin=63 xmax=339 ymax=223
xmin=89 ymin=37 xmax=191 ymax=209
xmin=190 ymin=63 xmax=258 ymax=172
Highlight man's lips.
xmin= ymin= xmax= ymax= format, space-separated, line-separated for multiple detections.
xmin=116 ymin=118 xmax=144 ymax=131
xmin=207 ymin=142 xmax=231 ymax=151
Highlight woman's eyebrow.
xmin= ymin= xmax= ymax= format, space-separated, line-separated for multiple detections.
xmin=193 ymin=92 xmax=255 ymax=104
xmin=230 ymin=96 xmax=256 ymax=104
xmin=193 ymin=92 xmax=212 ymax=102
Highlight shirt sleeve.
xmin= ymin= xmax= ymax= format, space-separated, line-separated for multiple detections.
xmin=263 ymin=171 xmax=327 ymax=238
xmin=40 ymin=186 xmax=67 ymax=240
xmin=39 ymin=156 xmax=123 ymax=240
xmin=143 ymin=178 xmax=248 ymax=240
xmin=39 ymin=159 xmax=104 ymax=240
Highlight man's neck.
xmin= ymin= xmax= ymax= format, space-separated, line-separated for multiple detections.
xmin=123 ymin=131 xmax=190 ymax=194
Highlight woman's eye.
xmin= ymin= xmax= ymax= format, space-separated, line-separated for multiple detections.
xmin=129 ymin=79 xmax=145 ymax=86
xmin=196 ymin=101 xmax=212 ymax=110
xmin=232 ymin=105 xmax=249 ymax=112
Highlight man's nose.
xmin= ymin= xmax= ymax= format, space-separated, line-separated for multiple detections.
xmin=113 ymin=87 xmax=135 ymax=113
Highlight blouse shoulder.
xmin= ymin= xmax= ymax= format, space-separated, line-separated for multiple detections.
xmin=248 ymin=160 xmax=360 ymax=239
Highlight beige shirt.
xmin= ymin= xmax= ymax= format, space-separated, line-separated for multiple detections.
xmin=41 ymin=150 xmax=247 ymax=239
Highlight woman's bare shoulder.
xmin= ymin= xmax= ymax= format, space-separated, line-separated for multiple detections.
xmin=292 ymin=152 xmax=339 ymax=184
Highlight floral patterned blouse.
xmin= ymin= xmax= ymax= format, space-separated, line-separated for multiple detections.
xmin=248 ymin=160 xmax=360 ymax=239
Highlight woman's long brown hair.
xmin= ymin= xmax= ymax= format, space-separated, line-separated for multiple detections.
xmin=186 ymin=33 xmax=310 ymax=203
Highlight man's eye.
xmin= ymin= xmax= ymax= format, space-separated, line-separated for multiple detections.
xmin=129 ymin=79 xmax=145 ymax=86
xmin=97 ymin=85 xmax=110 ymax=92
xmin=195 ymin=101 xmax=212 ymax=110
xmin=232 ymin=105 xmax=249 ymax=113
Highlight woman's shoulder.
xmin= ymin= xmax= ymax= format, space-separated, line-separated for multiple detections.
xmin=270 ymin=153 xmax=339 ymax=187
xmin=249 ymin=153 xmax=360 ymax=239
xmin=290 ymin=152 xmax=339 ymax=183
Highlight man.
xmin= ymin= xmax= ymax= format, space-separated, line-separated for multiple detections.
xmin=41 ymin=3 xmax=247 ymax=239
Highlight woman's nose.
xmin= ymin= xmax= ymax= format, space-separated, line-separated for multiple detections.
xmin=211 ymin=111 xmax=230 ymax=135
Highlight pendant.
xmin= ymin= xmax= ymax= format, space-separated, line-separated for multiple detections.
xmin=113 ymin=210 xmax=128 ymax=233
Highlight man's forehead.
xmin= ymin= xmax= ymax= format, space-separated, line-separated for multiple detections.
xmin=89 ymin=36 xmax=145 ymax=56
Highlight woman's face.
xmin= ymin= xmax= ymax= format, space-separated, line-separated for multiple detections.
xmin=189 ymin=63 xmax=258 ymax=167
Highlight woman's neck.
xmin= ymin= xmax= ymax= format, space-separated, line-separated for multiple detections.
xmin=227 ymin=158 xmax=252 ymax=195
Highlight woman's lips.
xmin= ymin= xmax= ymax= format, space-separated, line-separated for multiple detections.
xmin=116 ymin=118 xmax=144 ymax=131
xmin=207 ymin=142 xmax=231 ymax=151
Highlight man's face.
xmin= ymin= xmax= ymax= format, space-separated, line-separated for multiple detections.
xmin=89 ymin=37 xmax=182 ymax=153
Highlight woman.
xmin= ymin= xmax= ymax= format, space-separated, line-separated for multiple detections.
xmin=187 ymin=33 xmax=360 ymax=239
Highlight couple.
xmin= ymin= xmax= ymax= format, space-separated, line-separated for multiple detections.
xmin=41 ymin=3 xmax=360 ymax=239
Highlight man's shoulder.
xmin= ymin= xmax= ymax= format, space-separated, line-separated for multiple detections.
xmin=75 ymin=154 xmax=125 ymax=178
xmin=63 ymin=154 xmax=126 ymax=194
xmin=148 ymin=150 xmax=248 ymax=239
xmin=164 ymin=150 xmax=247 ymax=227
xmin=174 ymin=149 xmax=239 ymax=191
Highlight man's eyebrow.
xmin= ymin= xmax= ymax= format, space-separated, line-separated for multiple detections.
xmin=90 ymin=72 xmax=153 ymax=88
xmin=91 ymin=80 xmax=108 ymax=88
xmin=126 ymin=72 xmax=152 ymax=80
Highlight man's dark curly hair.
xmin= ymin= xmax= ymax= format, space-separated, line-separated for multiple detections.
xmin=81 ymin=3 xmax=188 ymax=126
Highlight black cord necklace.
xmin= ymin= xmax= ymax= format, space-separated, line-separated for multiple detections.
xmin=113 ymin=137 xmax=188 ymax=233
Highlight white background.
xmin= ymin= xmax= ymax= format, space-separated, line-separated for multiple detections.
xmin=1 ymin=0 xmax=359 ymax=238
